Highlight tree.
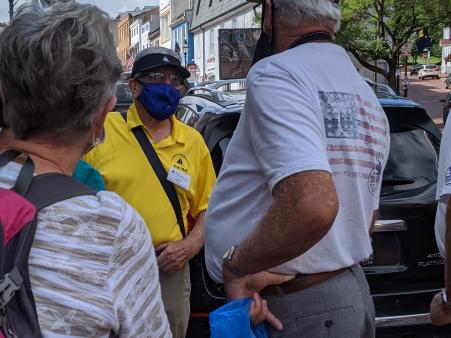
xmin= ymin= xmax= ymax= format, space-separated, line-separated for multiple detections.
xmin=337 ymin=0 xmax=451 ymax=89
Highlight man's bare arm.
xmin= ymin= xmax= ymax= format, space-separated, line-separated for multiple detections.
xmin=230 ymin=171 xmax=339 ymax=275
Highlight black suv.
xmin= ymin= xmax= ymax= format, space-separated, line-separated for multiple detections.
xmin=178 ymin=80 xmax=443 ymax=338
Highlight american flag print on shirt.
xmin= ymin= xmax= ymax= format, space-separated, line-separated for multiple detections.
xmin=319 ymin=91 xmax=389 ymax=196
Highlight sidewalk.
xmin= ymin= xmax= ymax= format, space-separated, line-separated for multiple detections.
xmin=403 ymin=74 xmax=449 ymax=128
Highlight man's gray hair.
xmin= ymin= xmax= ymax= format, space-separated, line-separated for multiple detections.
xmin=0 ymin=1 xmax=122 ymax=141
xmin=274 ymin=0 xmax=342 ymax=33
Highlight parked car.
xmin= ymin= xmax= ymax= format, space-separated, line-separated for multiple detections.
xmin=418 ymin=65 xmax=440 ymax=80
xmin=445 ymin=74 xmax=451 ymax=89
xmin=410 ymin=64 xmax=422 ymax=76
xmin=364 ymin=78 xmax=398 ymax=97
xmin=441 ymin=92 xmax=451 ymax=125
xmin=114 ymin=81 xmax=133 ymax=113
xmin=180 ymin=81 xmax=443 ymax=338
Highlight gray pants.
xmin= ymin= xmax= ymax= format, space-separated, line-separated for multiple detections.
xmin=264 ymin=265 xmax=375 ymax=338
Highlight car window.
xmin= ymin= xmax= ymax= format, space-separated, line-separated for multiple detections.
xmin=210 ymin=135 xmax=233 ymax=175
xmin=116 ymin=82 xmax=133 ymax=103
xmin=176 ymin=105 xmax=200 ymax=127
xmin=424 ymin=65 xmax=435 ymax=70
xmin=382 ymin=130 xmax=438 ymax=194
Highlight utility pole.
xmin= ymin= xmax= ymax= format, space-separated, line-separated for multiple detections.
xmin=403 ymin=55 xmax=408 ymax=97
xmin=8 ymin=0 xmax=14 ymax=21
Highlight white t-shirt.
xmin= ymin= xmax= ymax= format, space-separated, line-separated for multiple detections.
xmin=0 ymin=161 xmax=171 ymax=338
xmin=434 ymin=117 xmax=451 ymax=257
xmin=204 ymin=43 xmax=390 ymax=283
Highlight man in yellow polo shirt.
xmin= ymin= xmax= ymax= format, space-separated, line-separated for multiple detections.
xmin=84 ymin=47 xmax=216 ymax=338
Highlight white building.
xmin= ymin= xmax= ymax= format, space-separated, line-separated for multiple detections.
xmin=190 ymin=0 xmax=260 ymax=81
xmin=160 ymin=0 xmax=171 ymax=48
xmin=141 ymin=16 xmax=160 ymax=50
xmin=440 ymin=27 xmax=451 ymax=74
xmin=141 ymin=21 xmax=151 ymax=50
xmin=130 ymin=18 xmax=142 ymax=58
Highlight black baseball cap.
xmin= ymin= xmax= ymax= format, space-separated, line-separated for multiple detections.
xmin=131 ymin=46 xmax=191 ymax=79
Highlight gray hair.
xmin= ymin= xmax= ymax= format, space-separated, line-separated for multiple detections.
xmin=0 ymin=1 xmax=122 ymax=141
xmin=274 ymin=0 xmax=342 ymax=33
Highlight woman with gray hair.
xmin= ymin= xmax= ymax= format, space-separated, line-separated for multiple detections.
xmin=0 ymin=2 xmax=171 ymax=337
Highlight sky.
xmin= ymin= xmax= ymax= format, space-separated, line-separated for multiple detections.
xmin=0 ymin=0 xmax=159 ymax=23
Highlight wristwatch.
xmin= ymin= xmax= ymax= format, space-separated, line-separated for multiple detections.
xmin=441 ymin=289 xmax=451 ymax=308
xmin=222 ymin=246 xmax=246 ymax=278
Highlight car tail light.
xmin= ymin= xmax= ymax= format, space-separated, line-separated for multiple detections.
xmin=373 ymin=219 xmax=407 ymax=232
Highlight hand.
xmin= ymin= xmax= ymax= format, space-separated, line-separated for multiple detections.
xmin=250 ymin=292 xmax=283 ymax=331
xmin=223 ymin=268 xmax=294 ymax=330
xmin=430 ymin=292 xmax=451 ymax=326
xmin=222 ymin=268 xmax=294 ymax=299
xmin=156 ymin=240 xmax=197 ymax=273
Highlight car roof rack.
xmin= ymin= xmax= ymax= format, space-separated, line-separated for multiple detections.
xmin=186 ymin=87 xmax=226 ymax=102
xmin=197 ymin=79 xmax=247 ymax=91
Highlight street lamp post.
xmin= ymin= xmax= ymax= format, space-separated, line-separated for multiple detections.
xmin=182 ymin=39 xmax=189 ymax=68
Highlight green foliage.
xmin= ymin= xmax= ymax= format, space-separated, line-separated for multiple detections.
xmin=337 ymin=0 xmax=451 ymax=86
xmin=252 ymin=10 xmax=262 ymax=26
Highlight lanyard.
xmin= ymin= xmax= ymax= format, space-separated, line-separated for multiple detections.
xmin=289 ymin=32 xmax=333 ymax=50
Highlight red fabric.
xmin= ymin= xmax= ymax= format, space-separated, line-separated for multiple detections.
xmin=187 ymin=213 xmax=195 ymax=232
xmin=0 ymin=188 xmax=36 ymax=246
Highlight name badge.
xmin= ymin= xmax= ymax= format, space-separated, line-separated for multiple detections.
xmin=167 ymin=167 xmax=191 ymax=190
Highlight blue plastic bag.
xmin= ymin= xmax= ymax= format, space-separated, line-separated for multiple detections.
xmin=209 ymin=298 xmax=268 ymax=338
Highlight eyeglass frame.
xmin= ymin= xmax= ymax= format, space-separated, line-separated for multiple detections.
xmin=135 ymin=70 xmax=184 ymax=88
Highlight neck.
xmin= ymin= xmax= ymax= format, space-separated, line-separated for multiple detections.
xmin=135 ymin=100 xmax=172 ymax=142
xmin=274 ymin=24 xmax=334 ymax=53
xmin=0 ymin=129 xmax=87 ymax=175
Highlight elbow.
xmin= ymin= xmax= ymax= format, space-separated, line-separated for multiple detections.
xmin=305 ymin=193 xmax=339 ymax=241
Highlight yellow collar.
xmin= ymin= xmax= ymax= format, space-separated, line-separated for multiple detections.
xmin=125 ymin=102 xmax=186 ymax=146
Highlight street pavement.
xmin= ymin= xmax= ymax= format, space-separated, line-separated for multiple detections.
xmin=404 ymin=73 xmax=450 ymax=128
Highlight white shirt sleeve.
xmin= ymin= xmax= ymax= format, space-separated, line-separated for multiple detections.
xmin=438 ymin=118 xmax=451 ymax=203
xmin=246 ymin=65 xmax=331 ymax=192
xmin=109 ymin=202 xmax=172 ymax=338
xmin=439 ymin=166 xmax=451 ymax=203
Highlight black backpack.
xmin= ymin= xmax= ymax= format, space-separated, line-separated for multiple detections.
xmin=0 ymin=150 xmax=95 ymax=338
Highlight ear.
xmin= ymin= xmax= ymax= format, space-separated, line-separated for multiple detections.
xmin=129 ymin=78 xmax=141 ymax=99
xmin=263 ymin=0 xmax=273 ymax=39
xmin=94 ymin=95 xmax=116 ymax=132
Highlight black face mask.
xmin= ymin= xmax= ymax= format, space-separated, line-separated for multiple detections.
xmin=252 ymin=0 xmax=275 ymax=65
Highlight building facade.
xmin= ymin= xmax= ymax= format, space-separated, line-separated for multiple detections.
xmin=117 ymin=14 xmax=132 ymax=66
xmin=160 ymin=0 xmax=171 ymax=48
xmin=108 ymin=19 xmax=119 ymax=47
xmin=190 ymin=0 xmax=259 ymax=82
xmin=130 ymin=18 xmax=142 ymax=61
xmin=441 ymin=27 xmax=451 ymax=74
xmin=171 ymin=0 xmax=194 ymax=67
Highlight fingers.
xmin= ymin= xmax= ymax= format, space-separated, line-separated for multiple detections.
xmin=155 ymin=243 xmax=168 ymax=253
xmin=250 ymin=293 xmax=266 ymax=326
xmin=265 ymin=308 xmax=283 ymax=331
xmin=265 ymin=272 xmax=295 ymax=286
xmin=250 ymin=293 xmax=281 ymax=331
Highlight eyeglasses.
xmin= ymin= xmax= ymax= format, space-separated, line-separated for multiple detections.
xmin=138 ymin=72 xmax=183 ymax=86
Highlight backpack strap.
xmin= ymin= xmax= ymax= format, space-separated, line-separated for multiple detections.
xmin=25 ymin=173 xmax=96 ymax=210
xmin=0 ymin=150 xmax=35 ymax=196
